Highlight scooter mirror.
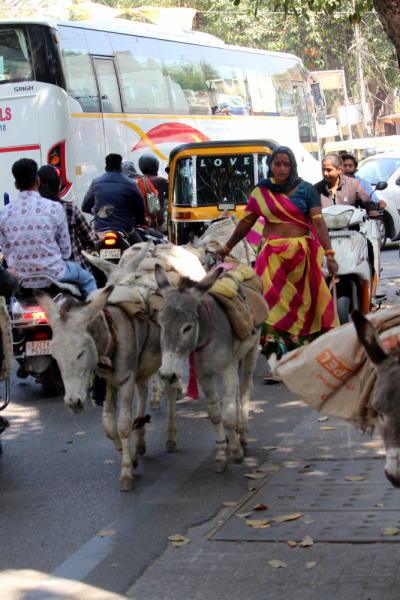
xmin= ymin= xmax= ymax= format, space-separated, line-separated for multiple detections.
xmin=373 ymin=181 xmax=388 ymax=191
xmin=97 ymin=205 xmax=115 ymax=219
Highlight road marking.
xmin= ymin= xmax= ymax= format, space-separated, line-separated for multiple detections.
xmin=25 ymin=426 xmax=215 ymax=600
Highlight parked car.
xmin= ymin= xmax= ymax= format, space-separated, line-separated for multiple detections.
xmin=357 ymin=153 xmax=400 ymax=248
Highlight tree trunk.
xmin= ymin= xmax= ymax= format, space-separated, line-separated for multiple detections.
xmin=372 ymin=0 xmax=400 ymax=61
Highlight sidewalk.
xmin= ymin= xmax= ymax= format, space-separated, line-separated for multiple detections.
xmin=126 ymin=411 xmax=400 ymax=600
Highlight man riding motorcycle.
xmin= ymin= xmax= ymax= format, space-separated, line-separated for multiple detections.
xmin=82 ymin=153 xmax=147 ymax=244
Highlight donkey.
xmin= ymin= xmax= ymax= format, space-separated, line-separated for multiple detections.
xmin=352 ymin=310 xmax=400 ymax=488
xmin=35 ymin=286 xmax=175 ymax=491
xmin=155 ymin=264 xmax=261 ymax=472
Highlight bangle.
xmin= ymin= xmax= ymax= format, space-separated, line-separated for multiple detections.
xmin=243 ymin=216 xmax=256 ymax=224
xmin=326 ymin=256 xmax=337 ymax=261
xmin=324 ymin=250 xmax=335 ymax=256
xmin=311 ymin=214 xmax=324 ymax=221
xmin=223 ymin=243 xmax=232 ymax=253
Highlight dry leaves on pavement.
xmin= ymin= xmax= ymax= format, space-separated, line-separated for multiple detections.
xmin=236 ymin=512 xmax=251 ymax=518
xmin=75 ymin=431 xmax=86 ymax=436
xmin=104 ymin=459 xmax=115 ymax=465
xmin=223 ymin=502 xmax=239 ymax=507
xmin=382 ymin=527 xmax=399 ymax=536
xmin=253 ymin=408 xmax=264 ymax=414
xmin=286 ymin=541 xmax=297 ymax=548
xmin=168 ymin=534 xmax=191 ymax=546
xmin=268 ymin=560 xmax=287 ymax=569
xmin=374 ymin=503 xmax=384 ymax=507
xmin=319 ymin=426 xmax=335 ymax=430
xmin=253 ymin=503 xmax=267 ymax=510
xmin=272 ymin=512 xmax=302 ymax=523
xmin=261 ymin=446 xmax=280 ymax=451
xmin=300 ymin=535 xmax=314 ymax=547
xmin=307 ymin=562 xmax=317 ymax=569
xmin=98 ymin=529 xmax=116 ymax=537
xmin=317 ymin=416 xmax=329 ymax=422
xmin=245 ymin=473 xmax=269 ymax=479
xmin=345 ymin=476 xmax=365 ymax=481
xmin=246 ymin=519 xmax=271 ymax=529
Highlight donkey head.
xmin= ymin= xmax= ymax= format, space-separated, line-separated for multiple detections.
xmin=155 ymin=264 xmax=222 ymax=385
xmin=81 ymin=240 xmax=151 ymax=287
xmin=34 ymin=287 xmax=113 ymax=413
xmin=352 ymin=310 xmax=400 ymax=487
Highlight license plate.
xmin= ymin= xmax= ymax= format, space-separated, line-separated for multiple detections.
xmin=100 ymin=248 xmax=121 ymax=259
xmin=26 ymin=340 xmax=51 ymax=357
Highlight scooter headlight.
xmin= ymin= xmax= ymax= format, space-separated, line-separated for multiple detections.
xmin=323 ymin=210 xmax=353 ymax=230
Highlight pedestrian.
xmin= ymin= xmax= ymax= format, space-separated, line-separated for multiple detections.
xmin=214 ymin=146 xmax=338 ymax=383
xmin=0 ymin=159 xmax=97 ymax=300
xmin=121 ymin=161 xmax=159 ymax=229
xmin=37 ymin=165 xmax=103 ymax=275
xmin=138 ymin=154 xmax=168 ymax=231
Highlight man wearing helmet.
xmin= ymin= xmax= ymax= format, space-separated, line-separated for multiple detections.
xmin=138 ymin=154 xmax=168 ymax=231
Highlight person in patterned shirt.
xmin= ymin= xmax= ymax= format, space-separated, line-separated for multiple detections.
xmin=0 ymin=159 xmax=97 ymax=300
xmin=38 ymin=165 xmax=103 ymax=275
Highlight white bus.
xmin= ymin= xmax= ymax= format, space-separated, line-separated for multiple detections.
xmin=0 ymin=18 xmax=321 ymax=208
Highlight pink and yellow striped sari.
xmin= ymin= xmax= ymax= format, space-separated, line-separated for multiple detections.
xmin=241 ymin=186 xmax=336 ymax=339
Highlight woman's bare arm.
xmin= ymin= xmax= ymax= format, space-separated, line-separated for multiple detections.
xmin=214 ymin=213 xmax=258 ymax=260
xmin=310 ymin=207 xmax=338 ymax=275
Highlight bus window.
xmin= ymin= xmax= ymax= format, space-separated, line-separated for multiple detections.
xmin=93 ymin=57 xmax=122 ymax=113
xmin=112 ymin=35 xmax=169 ymax=114
xmin=0 ymin=25 xmax=33 ymax=84
xmin=158 ymin=40 xmax=210 ymax=115
xmin=61 ymin=41 xmax=100 ymax=112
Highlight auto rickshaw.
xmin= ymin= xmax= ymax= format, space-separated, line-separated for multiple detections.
xmin=167 ymin=140 xmax=275 ymax=245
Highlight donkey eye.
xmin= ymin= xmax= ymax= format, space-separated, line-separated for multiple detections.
xmin=77 ymin=350 xmax=85 ymax=359
xmin=183 ymin=325 xmax=192 ymax=334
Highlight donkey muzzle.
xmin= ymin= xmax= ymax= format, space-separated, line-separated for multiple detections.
xmin=64 ymin=394 xmax=86 ymax=414
xmin=159 ymin=368 xmax=178 ymax=386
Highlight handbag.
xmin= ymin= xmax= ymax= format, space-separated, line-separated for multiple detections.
xmin=142 ymin=177 xmax=160 ymax=216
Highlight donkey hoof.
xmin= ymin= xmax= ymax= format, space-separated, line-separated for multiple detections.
xmin=232 ymin=453 xmax=244 ymax=465
xmin=215 ymin=459 xmax=228 ymax=473
xmin=241 ymin=443 xmax=249 ymax=456
xmin=119 ymin=476 xmax=133 ymax=492
xmin=131 ymin=453 xmax=138 ymax=469
xmin=150 ymin=400 xmax=160 ymax=410
xmin=166 ymin=440 xmax=177 ymax=453
xmin=136 ymin=444 xmax=146 ymax=456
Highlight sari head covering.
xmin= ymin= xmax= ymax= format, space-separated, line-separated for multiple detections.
xmin=258 ymin=146 xmax=302 ymax=194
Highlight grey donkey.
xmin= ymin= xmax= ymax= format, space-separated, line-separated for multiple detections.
xmin=35 ymin=277 xmax=177 ymax=492
xmin=352 ymin=310 xmax=400 ymax=488
xmin=155 ymin=264 xmax=261 ymax=472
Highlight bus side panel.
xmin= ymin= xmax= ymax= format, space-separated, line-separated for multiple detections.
xmin=0 ymin=82 xmax=41 ymax=204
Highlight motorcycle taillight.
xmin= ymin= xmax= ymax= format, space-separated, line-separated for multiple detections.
xmin=48 ymin=142 xmax=71 ymax=198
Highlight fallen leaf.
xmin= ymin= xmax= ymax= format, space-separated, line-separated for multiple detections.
xmin=248 ymin=416 xmax=254 ymax=420
xmin=248 ymin=486 xmax=258 ymax=492
xmin=168 ymin=534 xmax=185 ymax=542
xmin=246 ymin=519 xmax=268 ymax=527
xmin=236 ymin=512 xmax=251 ymax=518
xmin=318 ymin=416 xmax=329 ymax=422
xmin=382 ymin=527 xmax=399 ymax=536
xmin=223 ymin=502 xmax=239 ymax=507
xmin=345 ymin=476 xmax=365 ymax=481
xmin=172 ymin=538 xmax=191 ymax=547
xmin=305 ymin=520 xmax=316 ymax=524
xmin=104 ymin=459 xmax=115 ymax=465
xmin=268 ymin=560 xmax=287 ymax=569
xmin=300 ymin=535 xmax=314 ymax=547
xmin=253 ymin=503 xmax=268 ymax=510
xmin=98 ymin=529 xmax=116 ymax=537
xmin=75 ymin=431 xmax=85 ymax=436
xmin=375 ymin=503 xmax=384 ymax=507
xmin=218 ymin=520 xmax=223 ymax=524
xmin=252 ymin=523 xmax=271 ymax=529
xmin=261 ymin=446 xmax=280 ymax=451
xmin=253 ymin=408 xmax=264 ymax=414
xmin=319 ymin=426 xmax=335 ymax=430
xmin=45 ymin=459 xmax=49 ymax=464
xmin=245 ymin=473 xmax=268 ymax=479
xmin=286 ymin=541 xmax=297 ymax=548
xmin=272 ymin=512 xmax=302 ymax=523
xmin=301 ymin=464 xmax=311 ymax=469
xmin=307 ymin=561 xmax=317 ymax=569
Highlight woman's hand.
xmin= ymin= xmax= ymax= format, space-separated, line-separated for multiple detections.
xmin=213 ymin=246 xmax=230 ymax=262
xmin=327 ymin=258 xmax=339 ymax=277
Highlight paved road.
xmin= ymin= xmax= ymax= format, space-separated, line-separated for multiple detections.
xmin=1 ymin=244 xmax=400 ymax=600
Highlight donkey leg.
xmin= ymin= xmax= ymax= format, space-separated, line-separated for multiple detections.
xmin=238 ymin=338 xmax=259 ymax=454
xmin=102 ymin=385 xmax=123 ymax=455
xmin=197 ymin=371 xmax=228 ymax=472
xmin=149 ymin=373 xmax=161 ymax=410
xmin=163 ymin=382 xmax=178 ymax=452
xmin=221 ymin=366 xmax=243 ymax=465
xmin=135 ymin=381 xmax=148 ymax=456
xmin=117 ymin=375 xmax=136 ymax=491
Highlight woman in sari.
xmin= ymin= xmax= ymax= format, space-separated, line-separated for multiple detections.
xmin=214 ymin=146 xmax=338 ymax=383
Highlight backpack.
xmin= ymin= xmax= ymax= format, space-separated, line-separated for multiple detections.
xmin=142 ymin=177 xmax=160 ymax=216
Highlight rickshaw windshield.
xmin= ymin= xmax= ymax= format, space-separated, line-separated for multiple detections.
xmin=173 ymin=153 xmax=269 ymax=206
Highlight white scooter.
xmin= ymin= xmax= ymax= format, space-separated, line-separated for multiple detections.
xmin=322 ymin=205 xmax=380 ymax=324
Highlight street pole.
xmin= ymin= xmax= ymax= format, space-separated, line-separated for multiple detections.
xmin=353 ymin=18 xmax=369 ymax=137
xmin=341 ymin=70 xmax=352 ymax=140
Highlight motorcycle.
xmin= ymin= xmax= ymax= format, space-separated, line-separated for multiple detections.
xmin=11 ymin=276 xmax=81 ymax=397
xmin=322 ymin=203 xmax=380 ymax=324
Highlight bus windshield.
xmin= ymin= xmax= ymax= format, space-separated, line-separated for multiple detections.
xmin=0 ymin=25 xmax=32 ymax=84
xmin=173 ymin=153 xmax=269 ymax=206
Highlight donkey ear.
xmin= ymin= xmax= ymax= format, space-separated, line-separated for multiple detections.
xmin=190 ymin=267 xmax=223 ymax=302
xmin=78 ymin=286 xmax=114 ymax=326
xmin=81 ymin=250 xmax=117 ymax=276
xmin=123 ymin=240 xmax=151 ymax=273
xmin=351 ymin=310 xmax=387 ymax=365
xmin=34 ymin=290 xmax=60 ymax=328
xmin=155 ymin=263 xmax=173 ymax=297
